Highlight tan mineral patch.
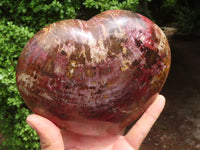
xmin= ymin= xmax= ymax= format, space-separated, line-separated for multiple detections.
xmin=121 ymin=59 xmax=131 ymax=72
xmin=17 ymin=73 xmax=35 ymax=88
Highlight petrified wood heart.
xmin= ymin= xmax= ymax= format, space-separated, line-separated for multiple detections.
xmin=16 ymin=10 xmax=171 ymax=136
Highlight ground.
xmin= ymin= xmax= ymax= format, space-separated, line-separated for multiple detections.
xmin=141 ymin=36 xmax=200 ymax=150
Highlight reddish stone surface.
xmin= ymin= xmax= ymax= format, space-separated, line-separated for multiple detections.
xmin=16 ymin=10 xmax=171 ymax=136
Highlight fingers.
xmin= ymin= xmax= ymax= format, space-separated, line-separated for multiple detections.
xmin=125 ymin=95 xmax=166 ymax=149
xmin=26 ymin=114 xmax=64 ymax=150
xmin=26 ymin=95 xmax=165 ymax=150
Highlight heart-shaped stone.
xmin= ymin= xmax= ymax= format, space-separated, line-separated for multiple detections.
xmin=16 ymin=10 xmax=171 ymax=136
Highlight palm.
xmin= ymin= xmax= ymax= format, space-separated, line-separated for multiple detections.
xmin=61 ymin=131 xmax=134 ymax=150
xmin=27 ymin=95 xmax=165 ymax=150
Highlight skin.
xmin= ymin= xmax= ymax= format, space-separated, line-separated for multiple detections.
xmin=26 ymin=94 xmax=165 ymax=150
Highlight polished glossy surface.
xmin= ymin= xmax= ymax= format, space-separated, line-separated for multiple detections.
xmin=16 ymin=10 xmax=171 ymax=136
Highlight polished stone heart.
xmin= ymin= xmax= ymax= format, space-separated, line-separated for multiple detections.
xmin=16 ymin=10 xmax=171 ymax=136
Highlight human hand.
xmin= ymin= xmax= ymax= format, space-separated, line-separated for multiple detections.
xmin=26 ymin=95 xmax=165 ymax=150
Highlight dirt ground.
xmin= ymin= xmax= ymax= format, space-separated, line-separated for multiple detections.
xmin=141 ymin=37 xmax=200 ymax=150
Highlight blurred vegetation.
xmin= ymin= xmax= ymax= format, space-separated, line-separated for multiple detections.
xmin=149 ymin=0 xmax=200 ymax=34
xmin=0 ymin=0 xmax=199 ymax=149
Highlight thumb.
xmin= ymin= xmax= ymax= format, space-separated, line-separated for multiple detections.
xmin=26 ymin=114 xmax=64 ymax=150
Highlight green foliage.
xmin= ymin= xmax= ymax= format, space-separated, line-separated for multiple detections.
xmin=0 ymin=0 xmax=82 ymax=32
xmin=0 ymin=20 xmax=40 ymax=149
xmin=175 ymin=1 xmax=200 ymax=34
xmin=161 ymin=0 xmax=176 ymax=8
xmin=83 ymin=0 xmax=139 ymax=11
xmin=175 ymin=7 xmax=196 ymax=33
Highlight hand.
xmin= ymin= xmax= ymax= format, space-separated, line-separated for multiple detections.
xmin=26 ymin=95 xmax=165 ymax=150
